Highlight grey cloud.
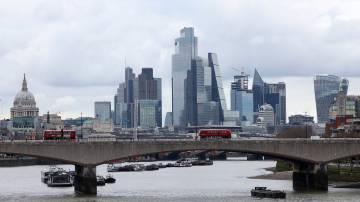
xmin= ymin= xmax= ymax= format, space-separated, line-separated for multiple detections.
xmin=1 ymin=0 xmax=360 ymax=119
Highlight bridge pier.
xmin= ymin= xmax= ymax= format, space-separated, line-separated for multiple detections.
xmin=293 ymin=163 xmax=328 ymax=191
xmin=74 ymin=165 xmax=97 ymax=195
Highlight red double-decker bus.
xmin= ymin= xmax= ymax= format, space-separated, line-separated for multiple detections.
xmin=198 ymin=129 xmax=232 ymax=139
xmin=43 ymin=130 xmax=76 ymax=140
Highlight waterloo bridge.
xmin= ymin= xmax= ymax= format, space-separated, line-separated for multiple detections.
xmin=0 ymin=139 xmax=359 ymax=195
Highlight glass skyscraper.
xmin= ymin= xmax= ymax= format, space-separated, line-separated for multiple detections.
xmin=314 ymin=74 xmax=340 ymax=123
xmin=172 ymin=27 xmax=198 ymax=127
xmin=172 ymin=27 xmax=230 ymax=127
xmin=135 ymin=100 xmax=161 ymax=128
xmin=231 ymin=72 xmax=253 ymax=125
xmin=264 ymin=82 xmax=286 ymax=125
xmin=94 ymin=101 xmax=112 ymax=124
xmin=252 ymin=69 xmax=264 ymax=113
xmin=209 ymin=53 xmax=227 ymax=123
xmin=252 ymin=69 xmax=286 ymax=125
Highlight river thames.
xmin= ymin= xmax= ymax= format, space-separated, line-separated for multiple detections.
xmin=0 ymin=159 xmax=359 ymax=201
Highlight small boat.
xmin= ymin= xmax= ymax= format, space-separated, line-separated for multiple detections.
xmin=176 ymin=159 xmax=193 ymax=167
xmin=96 ymin=176 xmax=106 ymax=186
xmin=118 ymin=165 xmax=135 ymax=172
xmin=132 ymin=164 xmax=145 ymax=171
xmin=105 ymin=175 xmax=116 ymax=183
xmin=47 ymin=171 xmax=73 ymax=187
xmin=107 ymin=164 xmax=133 ymax=172
xmin=251 ymin=187 xmax=286 ymax=199
xmin=107 ymin=164 xmax=123 ymax=172
xmin=192 ymin=160 xmax=213 ymax=166
xmin=145 ymin=164 xmax=159 ymax=171
xmin=158 ymin=163 xmax=167 ymax=169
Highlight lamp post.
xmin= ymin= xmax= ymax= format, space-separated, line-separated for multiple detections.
xmin=0 ymin=98 xmax=2 ymax=120
xmin=80 ymin=112 xmax=83 ymax=140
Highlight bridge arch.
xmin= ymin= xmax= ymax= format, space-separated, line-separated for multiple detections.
xmin=95 ymin=148 xmax=313 ymax=166
xmin=0 ymin=139 xmax=360 ymax=166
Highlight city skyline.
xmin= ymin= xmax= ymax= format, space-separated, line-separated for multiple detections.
xmin=1 ymin=1 xmax=360 ymax=121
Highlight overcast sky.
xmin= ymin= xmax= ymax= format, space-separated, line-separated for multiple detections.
xmin=1 ymin=0 xmax=360 ymax=122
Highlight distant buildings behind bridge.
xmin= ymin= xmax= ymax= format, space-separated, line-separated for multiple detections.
xmin=2 ymin=27 xmax=360 ymax=140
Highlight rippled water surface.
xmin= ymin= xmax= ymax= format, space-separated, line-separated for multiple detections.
xmin=0 ymin=159 xmax=359 ymax=201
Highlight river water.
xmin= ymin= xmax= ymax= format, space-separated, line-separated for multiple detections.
xmin=0 ymin=159 xmax=359 ymax=201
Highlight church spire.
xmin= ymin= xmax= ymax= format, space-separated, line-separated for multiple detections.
xmin=22 ymin=74 xmax=28 ymax=91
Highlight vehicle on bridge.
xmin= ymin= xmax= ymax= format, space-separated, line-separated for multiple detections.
xmin=43 ymin=130 xmax=76 ymax=140
xmin=198 ymin=129 xmax=232 ymax=139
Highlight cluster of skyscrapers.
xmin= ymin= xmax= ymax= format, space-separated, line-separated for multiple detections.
xmin=171 ymin=27 xmax=287 ymax=129
xmin=113 ymin=67 xmax=162 ymax=129
xmin=171 ymin=27 xmax=239 ymax=128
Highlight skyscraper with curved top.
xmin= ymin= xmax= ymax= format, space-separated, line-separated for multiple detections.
xmin=314 ymin=74 xmax=340 ymax=123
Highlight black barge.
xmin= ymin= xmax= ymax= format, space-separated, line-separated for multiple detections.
xmin=251 ymin=187 xmax=286 ymax=199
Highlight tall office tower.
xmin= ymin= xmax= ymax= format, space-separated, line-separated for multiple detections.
xmin=337 ymin=78 xmax=349 ymax=116
xmin=208 ymin=53 xmax=227 ymax=123
xmin=264 ymin=82 xmax=286 ymax=125
xmin=231 ymin=72 xmax=254 ymax=125
xmin=184 ymin=56 xmax=222 ymax=126
xmin=134 ymin=68 xmax=162 ymax=128
xmin=114 ymin=83 xmax=128 ymax=127
xmin=138 ymin=68 xmax=158 ymax=100
xmin=172 ymin=27 xmax=198 ymax=128
xmin=94 ymin=101 xmax=112 ymax=124
xmin=135 ymin=100 xmax=162 ymax=128
xmin=314 ymin=75 xmax=340 ymax=123
xmin=252 ymin=69 xmax=265 ymax=113
xmin=125 ymin=67 xmax=135 ymax=127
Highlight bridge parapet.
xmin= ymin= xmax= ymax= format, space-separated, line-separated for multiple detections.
xmin=0 ymin=139 xmax=360 ymax=165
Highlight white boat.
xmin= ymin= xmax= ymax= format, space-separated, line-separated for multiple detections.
xmin=175 ymin=159 xmax=192 ymax=167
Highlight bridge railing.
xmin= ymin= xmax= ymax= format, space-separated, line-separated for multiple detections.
xmin=1 ymin=138 xmax=359 ymax=144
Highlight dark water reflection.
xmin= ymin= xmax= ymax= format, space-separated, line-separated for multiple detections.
xmin=0 ymin=159 xmax=359 ymax=201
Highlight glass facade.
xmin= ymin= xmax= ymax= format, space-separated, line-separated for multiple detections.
xmin=252 ymin=69 xmax=264 ymax=113
xmin=208 ymin=53 xmax=227 ymax=122
xmin=135 ymin=100 xmax=162 ymax=128
xmin=94 ymin=102 xmax=112 ymax=124
xmin=172 ymin=28 xmax=227 ymax=127
xmin=114 ymin=67 xmax=162 ymax=128
xmin=231 ymin=72 xmax=253 ymax=125
xmin=252 ymin=69 xmax=286 ymax=125
xmin=172 ymin=27 xmax=198 ymax=127
xmin=164 ymin=112 xmax=173 ymax=127
xmin=264 ymin=82 xmax=286 ymax=125
xmin=197 ymin=101 xmax=220 ymax=125
xmin=231 ymin=90 xmax=253 ymax=124
xmin=314 ymin=75 xmax=340 ymax=123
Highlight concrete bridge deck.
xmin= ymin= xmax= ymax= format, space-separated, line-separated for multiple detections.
xmin=1 ymin=138 xmax=359 ymax=194
xmin=0 ymin=139 xmax=358 ymax=166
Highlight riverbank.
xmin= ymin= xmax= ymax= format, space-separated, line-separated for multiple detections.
xmin=249 ymin=163 xmax=360 ymax=188
xmin=248 ymin=167 xmax=292 ymax=180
